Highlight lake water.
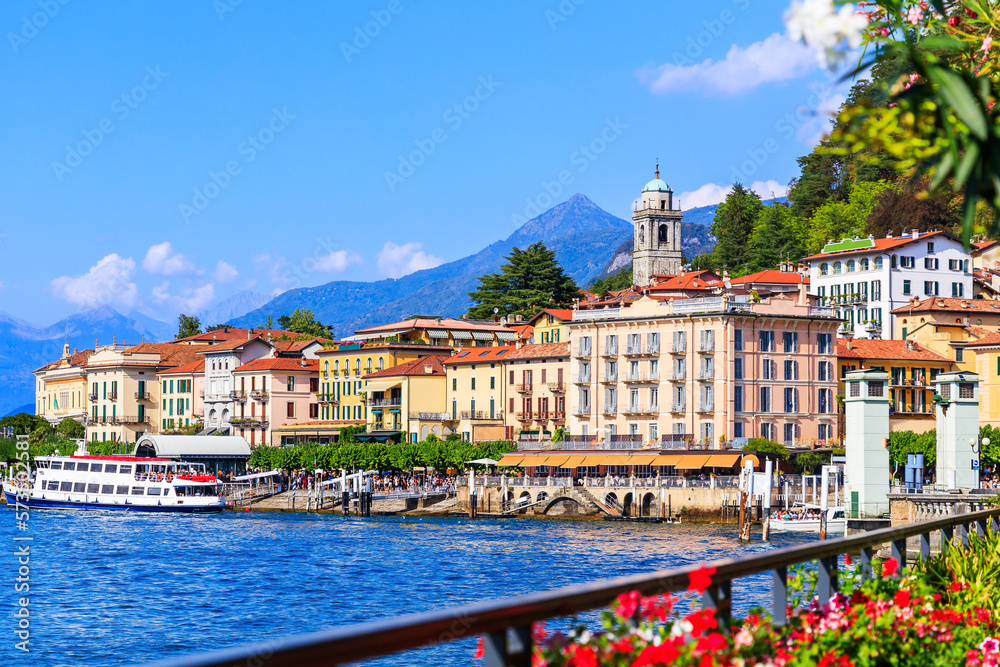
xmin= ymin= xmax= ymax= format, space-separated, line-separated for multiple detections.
xmin=0 ymin=509 xmax=815 ymax=666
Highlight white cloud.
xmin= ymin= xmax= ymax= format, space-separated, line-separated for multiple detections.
xmin=679 ymin=180 xmax=790 ymax=209
xmin=797 ymin=90 xmax=846 ymax=146
xmin=179 ymin=283 xmax=216 ymax=312
xmin=151 ymin=281 xmax=171 ymax=304
xmin=50 ymin=254 xmax=139 ymax=309
xmin=376 ymin=242 xmax=444 ymax=279
xmin=311 ymin=250 xmax=363 ymax=273
xmin=142 ymin=241 xmax=196 ymax=276
xmin=214 ymin=260 xmax=239 ymax=283
xmin=638 ymin=33 xmax=816 ymax=95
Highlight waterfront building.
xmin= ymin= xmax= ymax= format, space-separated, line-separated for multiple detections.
xmin=631 ymin=164 xmax=683 ymax=286
xmin=156 ymin=359 xmax=205 ymax=434
xmin=231 ymin=357 xmax=319 ymax=446
xmin=505 ymin=343 xmax=571 ymax=441
xmin=361 ymin=356 xmax=447 ymax=443
xmin=893 ymin=297 xmax=1000 ymax=338
xmin=33 ymin=343 xmax=93 ymax=425
xmin=836 ymin=338 xmax=954 ymax=434
xmin=198 ymin=337 xmax=276 ymax=434
xmin=526 ymin=309 xmax=572 ymax=344
xmin=567 ymin=289 xmax=841 ymax=448
xmin=84 ymin=342 xmax=202 ymax=443
xmin=349 ymin=316 xmax=518 ymax=347
xmin=804 ymin=230 xmax=973 ymax=339
xmin=972 ymin=238 xmax=1000 ymax=270
xmin=442 ymin=346 xmax=515 ymax=442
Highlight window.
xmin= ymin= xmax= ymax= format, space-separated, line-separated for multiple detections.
xmin=903 ymin=279 xmax=912 ymax=295
xmin=784 ymin=387 xmax=799 ymax=412
xmin=818 ymin=361 xmax=833 ymax=382
xmin=286 ymin=402 xmax=295 ymax=418
xmin=148 ymin=487 xmax=162 ymax=496
xmin=762 ymin=358 xmax=776 ymax=380
xmin=490 ymin=376 xmax=495 ymax=389
xmin=760 ymin=386 xmax=771 ymax=412
xmin=784 ymin=359 xmax=799 ymax=380
xmin=923 ymin=281 xmax=940 ymax=296
xmin=116 ymin=485 xmax=129 ymax=495
xmin=846 ymin=259 xmax=855 ymax=272
xmin=119 ymin=466 xmax=131 ymax=475
xmin=818 ymin=388 xmax=831 ymax=413
xmin=734 ymin=357 xmax=743 ymax=380
xmin=286 ymin=376 xmax=295 ymax=391
xmin=924 ymin=257 xmax=939 ymax=270
xmin=131 ymin=487 xmax=145 ymax=496
xmin=949 ymin=259 xmax=962 ymax=271
xmin=782 ymin=332 xmax=798 ymax=353
xmin=850 ymin=381 xmax=860 ymax=397
xmin=956 ymin=348 xmax=965 ymax=362
xmin=960 ymin=383 xmax=975 ymax=398
xmin=900 ymin=256 xmax=915 ymax=268
xmin=734 ymin=385 xmax=744 ymax=412
xmin=927 ymin=241 xmax=935 ymax=254
xmin=734 ymin=329 xmax=743 ymax=351
xmin=860 ymin=258 xmax=869 ymax=271
xmin=868 ymin=381 xmax=884 ymax=397
xmin=759 ymin=331 xmax=774 ymax=352
xmin=874 ymin=256 xmax=883 ymax=270
xmin=818 ymin=333 xmax=832 ymax=354
xmin=820 ymin=263 xmax=829 ymax=275
xmin=59 ymin=481 xmax=71 ymax=492
xmin=952 ymin=282 xmax=964 ymax=297
xmin=871 ymin=280 xmax=881 ymax=301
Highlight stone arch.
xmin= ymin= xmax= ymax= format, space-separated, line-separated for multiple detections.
xmin=221 ymin=408 xmax=230 ymax=422
xmin=431 ymin=425 xmax=442 ymax=436
xmin=209 ymin=408 xmax=217 ymax=421
xmin=605 ymin=492 xmax=619 ymax=506
xmin=642 ymin=492 xmax=656 ymax=518
xmin=419 ymin=424 xmax=430 ymax=439
xmin=658 ymin=224 xmax=668 ymax=244
xmin=542 ymin=496 xmax=583 ymax=516
xmin=535 ymin=491 xmax=549 ymax=504
xmin=623 ymin=492 xmax=634 ymax=517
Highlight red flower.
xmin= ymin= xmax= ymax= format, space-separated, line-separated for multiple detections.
xmin=844 ymin=554 xmax=853 ymax=566
xmin=686 ymin=608 xmax=718 ymax=637
xmin=894 ymin=589 xmax=912 ymax=608
xmin=474 ymin=636 xmax=485 ymax=660
xmin=632 ymin=643 xmax=679 ymax=667
xmin=609 ymin=636 xmax=634 ymax=653
xmin=882 ymin=557 xmax=899 ymax=578
xmin=695 ymin=632 xmax=729 ymax=653
xmin=949 ymin=581 xmax=967 ymax=592
xmin=949 ymin=15 xmax=961 ymax=27
xmin=688 ymin=566 xmax=717 ymax=595
xmin=566 ymin=644 xmax=598 ymax=667
xmin=965 ymin=8 xmax=978 ymax=18
xmin=615 ymin=591 xmax=642 ymax=619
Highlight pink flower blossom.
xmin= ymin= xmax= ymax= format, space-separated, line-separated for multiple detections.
xmin=906 ymin=6 xmax=923 ymax=24
xmin=982 ymin=36 xmax=993 ymax=52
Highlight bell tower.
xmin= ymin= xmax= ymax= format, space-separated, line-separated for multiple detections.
xmin=632 ymin=164 xmax=683 ymax=287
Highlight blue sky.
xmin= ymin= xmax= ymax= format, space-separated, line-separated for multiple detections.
xmin=0 ymin=0 xmax=851 ymax=326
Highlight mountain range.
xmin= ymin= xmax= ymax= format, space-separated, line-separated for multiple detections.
xmin=3 ymin=193 xmax=720 ymax=417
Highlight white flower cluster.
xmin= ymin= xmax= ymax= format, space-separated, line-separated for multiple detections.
xmin=784 ymin=0 xmax=869 ymax=68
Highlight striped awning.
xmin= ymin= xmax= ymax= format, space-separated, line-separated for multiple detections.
xmin=426 ymin=330 xmax=449 ymax=339
xmin=450 ymin=330 xmax=473 ymax=340
xmin=496 ymin=331 xmax=518 ymax=342
xmin=471 ymin=331 xmax=495 ymax=341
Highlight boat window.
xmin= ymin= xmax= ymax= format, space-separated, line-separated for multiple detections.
xmin=115 ymin=486 xmax=129 ymax=495
xmin=104 ymin=465 xmax=117 ymax=474
xmin=87 ymin=484 xmax=99 ymax=493
xmin=101 ymin=485 xmax=113 ymax=494
xmin=63 ymin=462 xmax=76 ymax=471
xmin=50 ymin=461 xmax=62 ymax=470
xmin=73 ymin=483 xmax=85 ymax=493
xmin=47 ymin=480 xmax=59 ymax=490
xmin=833 ymin=510 xmax=845 ymax=518
xmin=131 ymin=487 xmax=144 ymax=495
xmin=118 ymin=466 xmax=131 ymax=475
xmin=35 ymin=460 xmax=49 ymax=469
xmin=148 ymin=488 xmax=162 ymax=496
xmin=77 ymin=463 xmax=89 ymax=472
xmin=90 ymin=464 xmax=102 ymax=473
xmin=60 ymin=482 xmax=72 ymax=492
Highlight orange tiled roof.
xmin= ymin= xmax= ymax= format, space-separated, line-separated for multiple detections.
xmin=889 ymin=298 xmax=1000 ymax=315
xmin=443 ymin=346 xmax=516 ymax=364
xmin=728 ymin=270 xmax=809 ymax=286
xmin=122 ymin=342 xmax=205 ymax=368
xmin=194 ymin=336 xmax=275 ymax=353
xmin=362 ymin=355 xmax=446 ymax=378
xmin=510 ymin=342 xmax=570 ymax=359
xmin=235 ymin=358 xmax=319 ymax=372
xmin=354 ymin=317 xmax=509 ymax=336
xmin=508 ymin=324 xmax=535 ymax=339
xmin=803 ymin=230 xmax=953 ymax=260
xmin=172 ymin=327 xmax=297 ymax=343
xmin=837 ymin=339 xmax=952 ymax=362
xmin=157 ymin=359 xmax=205 ymax=375
xmin=649 ymin=270 xmax=722 ymax=291
xmin=961 ymin=331 xmax=1000 ymax=348
xmin=973 ymin=240 xmax=999 ymax=252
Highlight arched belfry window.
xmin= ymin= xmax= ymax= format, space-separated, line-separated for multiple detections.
xmin=658 ymin=224 xmax=668 ymax=244
xmin=639 ymin=225 xmax=644 ymax=244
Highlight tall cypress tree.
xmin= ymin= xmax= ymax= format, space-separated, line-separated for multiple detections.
xmin=467 ymin=242 xmax=580 ymax=319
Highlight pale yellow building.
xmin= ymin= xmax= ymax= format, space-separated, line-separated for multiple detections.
xmin=526 ymin=309 xmax=573 ymax=344
xmin=442 ymin=346 xmax=515 ymax=442
xmin=894 ymin=297 xmax=1000 ymax=339
xmin=362 ymin=356 xmax=448 ymax=443
xmin=34 ymin=343 xmax=92 ymax=425
xmin=965 ymin=332 xmax=1000 ymax=427
xmin=903 ymin=322 xmax=989 ymax=373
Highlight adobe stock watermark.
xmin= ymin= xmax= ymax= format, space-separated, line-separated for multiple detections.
xmin=179 ymin=107 xmax=295 ymax=223
xmin=274 ymin=234 xmax=356 ymax=289
xmin=669 ymin=0 xmax=752 ymax=68
xmin=214 ymin=0 xmax=245 ymax=21
xmin=384 ymin=75 xmax=501 ymax=192
xmin=7 ymin=0 xmax=71 ymax=53
xmin=510 ymin=117 xmax=627 ymax=227
xmin=51 ymin=65 xmax=168 ymax=183
xmin=341 ymin=0 xmax=403 ymax=62
xmin=546 ymin=0 xmax=585 ymax=30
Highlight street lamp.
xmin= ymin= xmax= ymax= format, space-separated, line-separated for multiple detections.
xmin=969 ymin=436 xmax=989 ymax=489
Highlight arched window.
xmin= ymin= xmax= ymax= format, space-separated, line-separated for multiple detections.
xmin=334 ymin=360 xmax=340 ymax=377
xmin=833 ymin=262 xmax=842 ymax=274
xmin=323 ymin=360 xmax=329 ymax=378
xmin=860 ymin=258 xmax=869 ymax=271
xmin=366 ymin=357 xmax=373 ymax=374
xmin=874 ymin=256 xmax=884 ymax=270
xmin=639 ymin=225 xmax=644 ymax=244
xmin=658 ymin=224 xmax=668 ymax=244
xmin=820 ymin=263 xmax=829 ymax=276
xmin=846 ymin=260 xmax=855 ymax=272
xmin=378 ymin=356 xmax=385 ymax=371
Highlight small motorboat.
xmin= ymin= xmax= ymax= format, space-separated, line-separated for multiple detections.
xmin=770 ymin=503 xmax=847 ymax=533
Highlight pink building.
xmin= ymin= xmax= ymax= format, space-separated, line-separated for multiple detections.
xmin=231 ymin=358 xmax=319 ymax=447
xmin=568 ymin=288 xmax=841 ymax=448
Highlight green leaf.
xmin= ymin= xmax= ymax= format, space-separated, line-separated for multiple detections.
xmin=915 ymin=34 xmax=963 ymax=53
xmin=954 ymin=141 xmax=981 ymax=189
xmin=926 ymin=66 xmax=988 ymax=140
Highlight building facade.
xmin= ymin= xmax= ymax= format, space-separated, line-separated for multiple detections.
xmin=232 ymin=357 xmax=319 ymax=446
xmin=34 ymin=343 xmax=92 ymax=425
xmin=505 ymin=343 xmax=570 ymax=440
xmin=443 ymin=346 xmax=514 ymax=442
xmin=567 ymin=290 xmax=841 ymax=448
xmin=156 ymin=359 xmax=205 ymax=434
xmin=632 ymin=165 xmax=683 ymax=287
xmin=805 ymin=231 xmax=973 ymax=340
xmin=199 ymin=337 xmax=275 ymax=433
xmin=362 ymin=356 xmax=447 ymax=442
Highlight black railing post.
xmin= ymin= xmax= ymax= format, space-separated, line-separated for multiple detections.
xmin=942 ymin=526 xmax=953 ymax=553
xmin=772 ymin=567 xmax=787 ymax=626
xmin=891 ymin=539 xmax=906 ymax=575
xmin=919 ymin=532 xmax=930 ymax=560
xmin=702 ymin=580 xmax=732 ymax=626
xmin=860 ymin=546 xmax=874 ymax=581
xmin=817 ymin=556 xmax=838 ymax=605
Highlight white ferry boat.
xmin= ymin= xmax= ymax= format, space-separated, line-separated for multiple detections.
xmin=2 ymin=455 xmax=227 ymax=513
xmin=770 ymin=504 xmax=847 ymax=533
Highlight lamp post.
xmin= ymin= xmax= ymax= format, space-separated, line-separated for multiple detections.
xmin=969 ymin=436 xmax=989 ymax=489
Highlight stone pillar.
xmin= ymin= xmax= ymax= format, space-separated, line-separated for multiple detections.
xmin=844 ymin=369 xmax=890 ymax=518
xmin=934 ymin=371 xmax=981 ymax=489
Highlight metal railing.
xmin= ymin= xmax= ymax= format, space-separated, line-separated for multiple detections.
xmin=408 ymin=411 xmax=453 ymax=421
xmin=146 ymin=506 xmax=1000 ymax=667
xmin=547 ymin=382 xmax=566 ymax=392
xmin=460 ymin=410 xmax=502 ymax=422
xmin=515 ymin=383 xmax=533 ymax=393
xmin=134 ymin=391 xmax=152 ymax=400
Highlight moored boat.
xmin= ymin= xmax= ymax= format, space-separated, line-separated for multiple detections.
xmin=770 ymin=504 xmax=847 ymax=533
xmin=2 ymin=455 xmax=227 ymax=513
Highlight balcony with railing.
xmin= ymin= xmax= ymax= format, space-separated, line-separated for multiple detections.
xmin=599 ymin=371 xmax=618 ymax=383
xmin=601 ymin=402 xmax=617 ymax=415
xmin=572 ymin=307 xmax=620 ymax=321
xmin=671 ymin=341 xmax=686 ymax=353
xmin=669 ymin=401 xmax=686 ymax=412
xmin=623 ymin=404 xmax=657 ymax=415
xmin=623 ymin=371 xmax=658 ymax=383
xmin=601 ymin=342 xmax=618 ymax=356
xmin=698 ymin=340 xmax=715 ymax=352
xmin=551 ymin=411 xmax=566 ymax=421
xmin=317 ymin=393 xmax=339 ymax=403
xmin=515 ymin=412 xmax=533 ymax=422
xmin=369 ymin=398 xmax=402 ymax=409
xmin=230 ymin=417 xmax=268 ymax=428
xmin=696 ymin=401 xmax=715 ymax=412
xmin=515 ymin=384 xmax=533 ymax=393
xmin=408 ymin=411 xmax=454 ymax=421
xmin=572 ymin=404 xmax=591 ymax=416
xmin=250 ymin=389 xmax=268 ymax=401
xmin=117 ymin=415 xmax=150 ymax=425
xmin=547 ymin=382 xmax=566 ymax=393
xmin=669 ymin=369 xmax=686 ymax=381
xmin=810 ymin=306 xmax=839 ymax=318
xmin=571 ymin=373 xmax=591 ymax=384
xmin=134 ymin=391 xmax=152 ymax=401
xmin=697 ymin=368 xmax=715 ymax=380
xmin=460 ymin=410 xmax=502 ymax=422
xmin=107 ymin=391 xmax=118 ymax=401
xmin=625 ymin=342 xmax=659 ymax=356
xmin=572 ymin=344 xmax=592 ymax=358
xmin=230 ymin=390 xmax=247 ymax=402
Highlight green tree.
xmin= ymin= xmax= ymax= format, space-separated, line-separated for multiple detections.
xmin=176 ymin=314 xmax=202 ymax=339
xmin=467 ymin=242 xmax=580 ymax=319
xmin=0 ymin=412 xmax=49 ymax=436
xmin=261 ymin=315 xmax=275 ymax=329
xmin=743 ymin=438 xmax=790 ymax=459
xmin=276 ymin=309 xmax=334 ymax=339
xmin=709 ymin=184 xmax=765 ymax=274
xmin=805 ymin=180 xmax=896 ymax=254
xmin=888 ymin=430 xmax=936 ymax=469
xmin=589 ymin=268 xmax=633 ymax=295
xmin=55 ymin=418 xmax=85 ymax=439
xmin=745 ymin=203 xmax=805 ymax=273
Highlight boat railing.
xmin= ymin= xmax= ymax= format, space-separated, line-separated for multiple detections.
xmin=141 ymin=506 xmax=1000 ymax=667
